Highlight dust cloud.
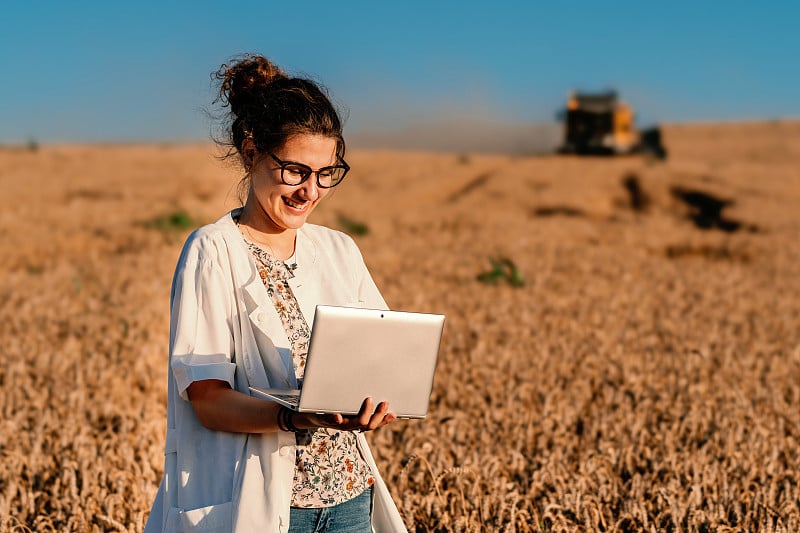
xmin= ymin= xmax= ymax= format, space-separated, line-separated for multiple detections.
xmin=348 ymin=119 xmax=563 ymax=155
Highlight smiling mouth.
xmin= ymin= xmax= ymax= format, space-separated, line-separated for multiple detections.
xmin=283 ymin=196 xmax=308 ymax=210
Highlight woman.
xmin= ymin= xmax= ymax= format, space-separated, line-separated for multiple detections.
xmin=145 ymin=54 xmax=407 ymax=533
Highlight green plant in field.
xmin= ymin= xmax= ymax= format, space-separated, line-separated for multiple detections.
xmin=477 ymin=257 xmax=526 ymax=287
xmin=144 ymin=210 xmax=196 ymax=241
xmin=476 ymin=258 xmax=506 ymax=285
xmin=145 ymin=210 xmax=195 ymax=231
xmin=337 ymin=214 xmax=369 ymax=236
xmin=504 ymin=259 xmax=525 ymax=287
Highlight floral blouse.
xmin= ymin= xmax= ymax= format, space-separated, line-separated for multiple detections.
xmin=241 ymin=236 xmax=375 ymax=508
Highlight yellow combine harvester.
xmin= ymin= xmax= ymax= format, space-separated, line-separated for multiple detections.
xmin=558 ymin=90 xmax=666 ymax=158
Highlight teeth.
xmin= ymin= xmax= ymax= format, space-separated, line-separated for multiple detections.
xmin=284 ymin=197 xmax=306 ymax=209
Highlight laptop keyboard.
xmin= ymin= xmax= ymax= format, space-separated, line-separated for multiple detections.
xmin=271 ymin=393 xmax=299 ymax=407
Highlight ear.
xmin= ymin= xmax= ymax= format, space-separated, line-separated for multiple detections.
xmin=241 ymin=138 xmax=257 ymax=169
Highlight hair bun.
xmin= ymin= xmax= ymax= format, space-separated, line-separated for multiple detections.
xmin=211 ymin=52 xmax=344 ymax=185
xmin=214 ymin=54 xmax=287 ymax=117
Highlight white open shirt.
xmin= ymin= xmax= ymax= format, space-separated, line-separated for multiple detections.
xmin=145 ymin=209 xmax=407 ymax=533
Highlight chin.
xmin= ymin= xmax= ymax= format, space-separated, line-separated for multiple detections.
xmin=279 ymin=216 xmax=310 ymax=230
xmin=282 ymin=210 xmax=315 ymax=227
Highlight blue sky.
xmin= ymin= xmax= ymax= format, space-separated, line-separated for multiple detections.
xmin=1 ymin=1 xmax=798 ymax=143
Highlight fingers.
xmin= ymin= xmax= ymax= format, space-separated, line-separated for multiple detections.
xmin=356 ymin=397 xmax=376 ymax=426
xmin=358 ymin=397 xmax=396 ymax=431
xmin=300 ymin=398 xmax=397 ymax=432
xmin=295 ymin=412 xmax=342 ymax=429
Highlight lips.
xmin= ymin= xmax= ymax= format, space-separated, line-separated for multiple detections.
xmin=283 ymin=196 xmax=309 ymax=211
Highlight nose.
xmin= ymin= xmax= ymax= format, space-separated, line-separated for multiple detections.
xmin=297 ymin=175 xmax=321 ymax=201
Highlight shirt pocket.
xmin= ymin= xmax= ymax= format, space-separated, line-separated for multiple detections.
xmin=165 ymin=501 xmax=233 ymax=533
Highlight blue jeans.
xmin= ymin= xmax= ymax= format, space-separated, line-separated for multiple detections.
xmin=288 ymin=487 xmax=373 ymax=533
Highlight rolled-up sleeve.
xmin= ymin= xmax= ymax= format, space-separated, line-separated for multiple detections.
xmin=169 ymin=238 xmax=236 ymax=400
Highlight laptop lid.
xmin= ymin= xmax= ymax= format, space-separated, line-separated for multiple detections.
xmin=294 ymin=305 xmax=445 ymax=419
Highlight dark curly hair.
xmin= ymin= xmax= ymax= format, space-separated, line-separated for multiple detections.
xmin=212 ymin=54 xmax=345 ymax=199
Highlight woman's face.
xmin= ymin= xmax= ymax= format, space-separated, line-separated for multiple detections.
xmin=246 ymin=133 xmax=337 ymax=233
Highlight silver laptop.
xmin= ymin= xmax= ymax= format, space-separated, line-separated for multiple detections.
xmin=249 ymin=305 xmax=445 ymax=419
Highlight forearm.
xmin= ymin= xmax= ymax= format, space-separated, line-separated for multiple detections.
xmin=187 ymin=380 xmax=282 ymax=433
xmin=187 ymin=380 xmax=397 ymax=435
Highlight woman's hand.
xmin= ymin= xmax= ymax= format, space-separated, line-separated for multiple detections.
xmin=294 ymin=397 xmax=396 ymax=433
xmin=187 ymin=381 xmax=395 ymax=434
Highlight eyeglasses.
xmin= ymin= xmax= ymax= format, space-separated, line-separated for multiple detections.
xmin=268 ymin=153 xmax=350 ymax=188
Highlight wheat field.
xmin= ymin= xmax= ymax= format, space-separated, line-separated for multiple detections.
xmin=1 ymin=121 xmax=799 ymax=532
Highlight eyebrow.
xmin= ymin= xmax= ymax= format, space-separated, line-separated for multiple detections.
xmin=270 ymin=153 xmax=342 ymax=169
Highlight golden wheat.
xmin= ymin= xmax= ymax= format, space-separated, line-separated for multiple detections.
xmin=1 ymin=122 xmax=799 ymax=531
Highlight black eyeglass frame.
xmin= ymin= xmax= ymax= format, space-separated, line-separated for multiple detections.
xmin=268 ymin=153 xmax=350 ymax=188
